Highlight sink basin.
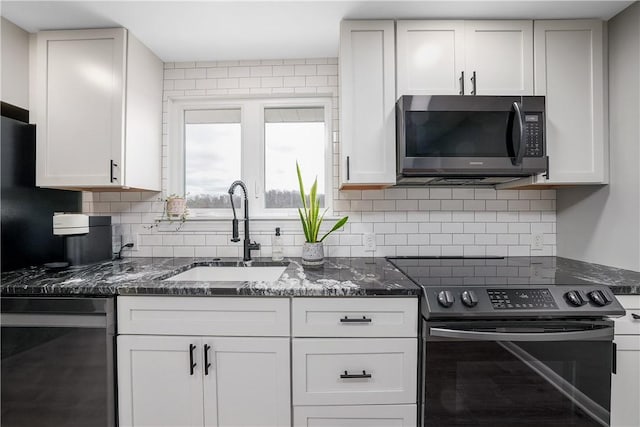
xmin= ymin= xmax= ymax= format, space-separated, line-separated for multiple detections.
xmin=164 ymin=266 xmax=287 ymax=282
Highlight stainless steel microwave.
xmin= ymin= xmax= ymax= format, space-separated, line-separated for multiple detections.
xmin=396 ymin=95 xmax=548 ymax=186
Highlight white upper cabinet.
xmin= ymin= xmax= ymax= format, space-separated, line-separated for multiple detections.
xmin=532 ymin=20 xmax=607 ymax=184
xmin=396 ymin=20 xmax=533 ymax=96
xmin=464 ymin=20 xmax=534 ymax=95
xmin=339 ymin=20 xmax=396 ymax=189
xmin=396 ymin=21 xmax=465 ymax=96
xmin=34 ymin=28 xmax=162 ymax=191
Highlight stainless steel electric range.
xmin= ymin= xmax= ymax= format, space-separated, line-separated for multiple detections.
xmin=387 ymin=256 xmax=626 ymax=427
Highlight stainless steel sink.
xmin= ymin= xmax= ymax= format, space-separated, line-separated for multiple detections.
xmin=164 ymin=263 xmax=287 ymax=282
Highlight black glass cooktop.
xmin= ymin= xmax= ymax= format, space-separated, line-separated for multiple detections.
xmin=386 ymin=256 xmax=596 ymax=287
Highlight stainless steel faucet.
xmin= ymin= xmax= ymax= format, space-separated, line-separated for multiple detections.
xmin=228 ymin=180 xmax=261 ymax=262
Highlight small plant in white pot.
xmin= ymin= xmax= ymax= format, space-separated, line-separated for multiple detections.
xmin=165 ymin=194 xmax=188 ymax=221
xmin=297 ymin=162 xmax=348 ymax=266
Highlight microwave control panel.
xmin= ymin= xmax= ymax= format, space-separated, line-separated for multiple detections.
xmin=524 ymin=114 xmax=544 ymax=157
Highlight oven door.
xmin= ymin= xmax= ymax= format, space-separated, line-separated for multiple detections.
xmin=422 ymin=320 xmax=614 ymax=427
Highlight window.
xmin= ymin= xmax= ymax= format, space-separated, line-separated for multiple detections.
xmin=169 ymin=97 xmax=333 ymax=218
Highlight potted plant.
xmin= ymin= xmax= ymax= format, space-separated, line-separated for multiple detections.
xmin=296 ymin=162 xmax=348 ymax=266
xmin=165 ymin=194 xmax=188 ymax=220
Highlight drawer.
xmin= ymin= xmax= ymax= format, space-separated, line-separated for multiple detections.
xmin=614 ymin=309 xmax=640 ymax=335
xmin=617 ymin=295 xmax=640 ymax=310
xmin=117 ymin=296 xmax=290 ymax=336
xmin=613 ymin=295 xmax=640 ymax=336
xmin=292 ymin=338 xmax=417 ymax=405
xmin=293 ymin=405 xmax=417 ymax=427
xmin=292 ymin=298 xmax=418 ymax=338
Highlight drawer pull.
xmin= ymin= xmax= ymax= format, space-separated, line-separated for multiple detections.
xmin=632 ymin=313 xmax=640 ymax=320
xmin=189 ymin=344 xmax=197 ymax=375
xmin=340 ymin=316 xmax=372 ymax=323
xmin=340 ymin=370 xmax=372 ymax=379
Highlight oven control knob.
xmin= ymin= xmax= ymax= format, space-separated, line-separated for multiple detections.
xmin=437 ymin=290 xmax=455 ymax=308
xmin=461 ymin=290 xmax=478 ymax=307
xmin=588 ymin=290 xmax=611 ymax=306
xmin=564 ymin=291 xmax=586 ymax=307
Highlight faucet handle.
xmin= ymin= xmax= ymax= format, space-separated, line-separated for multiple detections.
xmin=249 ymin=241 xmax=261 ymax=250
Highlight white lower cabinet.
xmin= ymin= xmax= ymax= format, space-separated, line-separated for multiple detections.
xmin=291 ymin=298 xmax=419 ymax=427
xmin=117 ymin=296 xmax=419 ymax=427
xmin=612 ymin=296 xmax=640 ymax=427
xmin=294 ymin=405 xmax=417 ymax=427
xmin=117 ymin=297 xmax=291 ymax=427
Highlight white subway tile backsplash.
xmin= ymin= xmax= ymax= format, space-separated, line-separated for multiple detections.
xmin=85 ymin=58 xmax=556 ymax=259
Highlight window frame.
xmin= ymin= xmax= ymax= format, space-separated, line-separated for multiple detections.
xmin=168 ymin=96 xmax=334 ymax=219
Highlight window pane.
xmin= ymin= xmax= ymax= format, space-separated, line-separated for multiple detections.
xmin=264 ymin=107 xmax=325 ymax=209
xmin=185 ymin=109 xmax=241 ymax=209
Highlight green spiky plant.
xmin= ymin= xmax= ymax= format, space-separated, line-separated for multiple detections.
xmin=297 ymin=162 xmax=348 ymax=243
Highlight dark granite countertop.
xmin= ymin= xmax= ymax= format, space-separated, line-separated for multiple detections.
xmin=0 ymin=257 xmax=421 ymax=297
xmin=1 ymin=256 xmax=638 ymax=298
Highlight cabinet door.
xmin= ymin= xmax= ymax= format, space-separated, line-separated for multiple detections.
xmin=464 ymin=20 xmax=533 ymax=95
xmin=533 ymin=20 xmax=607 ymax=184
xmin=35 ymin=28 xmax=125 ymax=187
xmin=203 ymin=337 xmax=290 ymax=427
xmin=117 ymin=335 xmax=204 ymax=427
xmin=611 ymin=335 xmax=640 ymax=427
xmin=396 ymin=21 xmax=465 ymax=96
xmin=339 ymin=20 xmax=396 ymax=188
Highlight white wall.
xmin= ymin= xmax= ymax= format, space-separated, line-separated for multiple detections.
xmin=0 ymin=17 xmax=29 ymax=109
xmin=84 ymin=58 xmax=557 ymax=259
xmin=557 ymin=2 xmax=640 ymax=271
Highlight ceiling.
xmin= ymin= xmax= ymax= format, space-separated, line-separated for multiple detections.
xmin=1 ymin=1 xmax=635 ymax=62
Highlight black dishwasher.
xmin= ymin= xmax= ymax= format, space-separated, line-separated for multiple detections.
xmin=1 ymin=297 xmax=116 ymax=427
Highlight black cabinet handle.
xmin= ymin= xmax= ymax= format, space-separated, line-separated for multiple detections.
xmin=632 ymin=313 xmax=640 ymax=320
xmin=471 ymin=71 xmax=477 ymax=95
xmin=340 ymin=370 xmax=372 ymax=379
xmin=189 ymin=344 xmax=196 ymax=375
xmin=204 ymin=344 xmax=212 ymax=375
xmin=346 ymin=156 xmax=350 ymax=181
xmin=340 ymin=316 xmax=372 ymax=323
xmin=459 ymin=71 xmax=465 ymax=95
xmin=110 ymin=160 xmax=118 ymax=183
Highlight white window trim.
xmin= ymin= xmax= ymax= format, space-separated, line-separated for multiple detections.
xmin=167 ymin=95 xmax=334 ymax=220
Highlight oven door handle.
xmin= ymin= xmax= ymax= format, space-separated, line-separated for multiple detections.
xmin=429 ymin=326 xmax=613 ymax=342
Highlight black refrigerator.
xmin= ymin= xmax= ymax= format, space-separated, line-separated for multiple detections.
xmin=1 ymin=106 xmax=81 ymax=272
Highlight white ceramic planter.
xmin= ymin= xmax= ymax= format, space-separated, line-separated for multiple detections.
xmin=166 ymin=198 xmax=186 ymax=219
xmin=301 ymin=242 xmax=324 ymax=267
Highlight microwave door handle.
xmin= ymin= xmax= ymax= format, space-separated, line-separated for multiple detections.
xmin=510 ymin=101 xmax=526 ymax=166
xmin=429 ymin=327 xmax=613 ymax=342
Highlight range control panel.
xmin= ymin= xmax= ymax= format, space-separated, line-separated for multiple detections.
xmin=487 ymin=288 xmax=558 ymax=310
xmin=524 ymin=114 xmax=544 ymax=157
xmin=422 ymin=285 xmax=626 ymax=319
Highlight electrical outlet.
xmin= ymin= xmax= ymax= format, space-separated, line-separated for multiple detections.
xmin=364 ymin=233 xmax=376 ymax=252
xmin=532 ymin=233 xmax=544 ymax=250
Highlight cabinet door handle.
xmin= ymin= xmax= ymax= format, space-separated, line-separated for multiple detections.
xmin=632 ymin=313 xmax=640 ymax=320
xmin=340 ymin=370 xmax=372 ymax=379
xmin=471 ymin=71 xmax=477 ymax=95
xmin=189 ymin=344 xmax=197 ymax=375
xmin=459 ymin=71 xmax=465 ymax=95
xmin=110 ymin=160 xmax=118 ymax=183
xmin=204 ymin=344 xmax=212 ymax=375
xmin=346 ymin=156 xmax=350 ymax=181
xmin=340 ymin=315 xmax=372 ymax=323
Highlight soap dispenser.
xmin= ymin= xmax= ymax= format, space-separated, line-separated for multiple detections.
xmin=271 ymin=227 xmax=284 ymax=261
